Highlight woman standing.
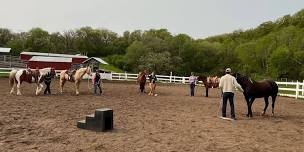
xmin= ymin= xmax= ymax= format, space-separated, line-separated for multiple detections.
xmin=189 ymin=72 xmax=197 ymax=96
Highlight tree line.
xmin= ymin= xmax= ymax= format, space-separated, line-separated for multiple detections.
xmin=1 ymin=9 xmax=304 ymax=80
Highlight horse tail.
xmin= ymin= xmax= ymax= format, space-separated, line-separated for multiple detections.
xmin=269 ymin=80 xmax=279 ymax=95
xmin=9 ymin=69 xmax=18 ymax=87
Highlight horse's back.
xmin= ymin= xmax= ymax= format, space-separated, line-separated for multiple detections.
xmin=254 ymin=80 xmax=278 ymax=96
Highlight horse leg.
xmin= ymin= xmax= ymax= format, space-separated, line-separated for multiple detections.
xmin=39 ymin=83 xmax=43 ymax=94
xmin=17 ymin=81 xmax=22 ymax=96
xmin=10 ymin=81 xmax=15 ymax=95
xmin=205 ymin=87 xmax=208 ymax=97
xmin=244 ymin=95 xmax=250 ymax=117
xmin=248 ymin=98 xmax=255 ymax=117
xmin=75 ymin=81 xmax=80 ymax=95
xmin=262 ymin=97 xmax=269 ymax=116
xmin=60 ymin=79 xmax=65 ymax=93
xmin=271 ymin=95 xmax=277 ymax=116
xmin=35 ymin=84 xmax=39 ymax=95
xmin=36 ymin=83 xmax=43 ymax=95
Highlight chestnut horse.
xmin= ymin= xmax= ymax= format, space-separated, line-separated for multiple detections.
xmin=234 ymin=73 xmax=278 ymax=117
xmin=137 ymin=70 xmax=147 ymax=93
xmin=59 ymin=67 xmax=92 ymax=95
xmin=9 ymin=67 xmax=56 ymax=95
xmin=197 ymin=75 xmax=220 ymax=97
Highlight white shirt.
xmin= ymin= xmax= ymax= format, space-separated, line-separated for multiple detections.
xmin=219 ymin=74 xmax=244 ymax=93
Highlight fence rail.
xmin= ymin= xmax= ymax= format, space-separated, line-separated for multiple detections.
xmin=1 ymin=69 xmax=303 ymax=99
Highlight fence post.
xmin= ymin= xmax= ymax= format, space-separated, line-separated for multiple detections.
xmin=110 ymin=72 xmax=113 ymax=80
xmin=170 ymin=72 xmax=172 ymax=83
xmin=125 ymin=71 xmax=127 ymax=80
xmin=182 ymin=77 xmax=185 ymax=84
xmin=295 ymin=81 xmax=299 ymax=99
xmin=302 ymin=80 xmax=304 ymax=96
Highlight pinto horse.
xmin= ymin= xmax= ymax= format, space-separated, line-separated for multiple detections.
xmin=137 ymin=70 xmax=147 ymax=93
xmin=234 ymin=73 xmax=278 ymax=117
xmin=59 ymin=67 xmax=92 ymax=95
xmin=9 ymin=67 xmax=56 ymax=95
xmin=197 ymin=75 xmax=220 ymax=97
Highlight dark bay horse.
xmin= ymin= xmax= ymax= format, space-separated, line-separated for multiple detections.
xmin=197 ymin=75 xmax=220 ymax=97
xmin=234 ymin=73 xmax=278 ymax=117
xmin=137 ymin=70 xmax=147 ymax=93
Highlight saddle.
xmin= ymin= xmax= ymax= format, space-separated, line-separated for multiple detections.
xmin=66 ymin=69 xmax=76 ymax=82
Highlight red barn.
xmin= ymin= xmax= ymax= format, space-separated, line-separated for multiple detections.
xmin=20 ymin=52 xmax=88 ymax=70
xmin=28 ymin=56 xmax=72 ymax=70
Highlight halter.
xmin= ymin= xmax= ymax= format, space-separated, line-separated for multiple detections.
xmin=249 ymin=78 xmax=253 ymax=84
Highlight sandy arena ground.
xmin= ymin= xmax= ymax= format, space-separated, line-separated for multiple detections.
xmin=0 ymin=78 xmax=304 ymax=152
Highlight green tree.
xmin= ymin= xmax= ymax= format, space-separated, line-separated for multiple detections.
xmin=137 ymin=52 xmax=173 ymax=74
xmin=0 ymin=28 xmax=13 ymax=47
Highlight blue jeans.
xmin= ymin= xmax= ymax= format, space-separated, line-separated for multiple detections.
xmin=222 ymin=92 xmax=235 ymax=118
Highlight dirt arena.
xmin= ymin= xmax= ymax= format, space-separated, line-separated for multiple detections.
xmin=0 ymin=78 xmax=304 ymax=152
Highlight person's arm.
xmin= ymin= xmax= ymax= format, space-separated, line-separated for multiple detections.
xmin=233 ymin=78 xmax=244 ymax=92
xmin=219 ymin=77 xmax=223 ymax=89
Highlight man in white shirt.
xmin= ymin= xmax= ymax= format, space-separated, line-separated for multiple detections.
xmin=219 ymin=68 xmax=244 ymax=120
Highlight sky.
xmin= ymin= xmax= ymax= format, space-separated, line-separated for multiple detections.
xmin=0 ymin=0 xmax=304 ymax=38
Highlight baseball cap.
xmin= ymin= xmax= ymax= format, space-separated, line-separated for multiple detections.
xmin=225 ymin=68 xmax=231 ymax=73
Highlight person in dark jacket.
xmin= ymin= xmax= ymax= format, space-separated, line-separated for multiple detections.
xmin=93 ymin=70 xmax=102 ymax=95
xmin=44 ymin=73 xmax=52 ymax=94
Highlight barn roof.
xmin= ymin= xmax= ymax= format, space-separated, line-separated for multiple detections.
xmin=0 ymin=47 xmax=11 ymax=53
xmin=83 ymin=57 xmax=108 ymax=65
xmin=21 ymin=51 xmax=88 ymax=58
xmin=29 ymin=56 xmax=72 ymax=63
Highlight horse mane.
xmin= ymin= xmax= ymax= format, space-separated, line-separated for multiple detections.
xmin=39 ymin=67 xmax=52 ymax=76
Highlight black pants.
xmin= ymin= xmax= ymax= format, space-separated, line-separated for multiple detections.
xmin=222 ymin=92 xmax=235 ymax=118
xmin=140 ymin=83 xmax=145 ymax=93
xmin=44 ymin=82 xmax=51 ymax=94
xmin=94 ymin=84 xmax=102 ymax=95
xmin=190 ymin=83 xmax=195 ymax=96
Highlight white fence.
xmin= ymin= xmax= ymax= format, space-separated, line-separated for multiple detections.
xmin=276 ymin=81 xmax=304 ymax=99
xmin=1 ymin=68 xmax=303 ymax=99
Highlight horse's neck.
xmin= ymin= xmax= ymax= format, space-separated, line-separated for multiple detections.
xmin=77 ymin=68 xmax=87 ymax=78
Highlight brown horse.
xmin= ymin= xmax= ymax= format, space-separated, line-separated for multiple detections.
xmin=9 ymin=67 xmax=56 ymax=95
xmin=137 ymin=70 xmax=147 ymax=93
xmin=59 ymin=67 xmax=92 ymax=95
xmin=234 ymin=73 xmax=278 ymax=117
xmin=197 ymin=75 xmax=220 ymax=97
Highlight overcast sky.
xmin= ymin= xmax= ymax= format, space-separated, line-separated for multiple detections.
xmin=0 ymin=0 xmax=303 ymax=38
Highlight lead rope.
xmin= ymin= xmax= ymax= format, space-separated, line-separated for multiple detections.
xmin=87 ymin=71 xmax=93 ymax=90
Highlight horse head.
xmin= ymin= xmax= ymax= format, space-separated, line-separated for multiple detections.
xmin=234 ymin=73 xmax=253 ymax=90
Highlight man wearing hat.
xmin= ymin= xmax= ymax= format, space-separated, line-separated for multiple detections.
xmin=219 ymin=68 xmax=244 ymax=120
